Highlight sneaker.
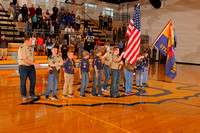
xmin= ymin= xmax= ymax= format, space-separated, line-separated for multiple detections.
xmin=69 ymin=94 xmax=75 ymax=97
xmin=51 ymin=95 xmax=59 ymax=100
xmin=125 ymin=92 xmax=131 ymax=96
xmin=98 ymin=94 xmax=104 ymax=97
xmin=116 ymin=93 xmax=121 ymax=97
xmin=90 ymin=93 xmax=97 ymax=97
xmin=45 ymin=95 xmax=49 ymax=100
xmin=22 ymin=97 xmax=28 ymax=101
xmin=29 ymin=95 xmax=38 ymax=99
xmin=62 ymin=95 xmax=68 ymax=98
xmin=102 ymin=88 xmax=109 ymax=92
xmin=144 ymin=83 xmax=149 ymax=87
xmin=80 ymin=94 xmax=86 ymax=98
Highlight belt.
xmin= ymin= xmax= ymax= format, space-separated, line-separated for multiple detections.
xmin=20 ymin=65 xmax=34 ymax=67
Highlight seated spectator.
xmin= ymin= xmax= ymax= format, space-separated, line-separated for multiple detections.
xmin=36 ymin=35 xmax=44 ymax=55
xmin=44 ymin=10 xmax=50 ymax=21
xmin=88 ymin=26 xmax=93 ymax=36
xmin=0 ymin=35 xmax=8 ymax=60
xmin=65 ymin=25 xmax=70 ymax=35
xmin=46 ymin=38 xmax=53 ymax=57
xmin=69 ymin=26 xmax=74 ymax=35
xmin=36 ymin=5 xmax=42 ymax=17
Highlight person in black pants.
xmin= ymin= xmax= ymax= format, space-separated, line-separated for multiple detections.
xmin=18 ymin=36 xmax=41 ymax=100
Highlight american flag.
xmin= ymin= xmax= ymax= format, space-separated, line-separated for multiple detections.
xmin=124 ymin=4 xmax=141 ymax=65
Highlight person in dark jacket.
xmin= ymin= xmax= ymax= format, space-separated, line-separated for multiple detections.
xmin=21 ymin=4 xmax=28 ymax=22
xmin=36 ymin=5 xmax=42 ymax=17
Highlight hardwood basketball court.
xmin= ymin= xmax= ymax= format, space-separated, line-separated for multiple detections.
xmin=0 ymin=63 xmax=200 ymax=132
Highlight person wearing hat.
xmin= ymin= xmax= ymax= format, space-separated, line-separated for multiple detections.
xmin=91 ymin=49 xmax=104 ymax=97
xmin=79 ymin=51 xmax=91 ymax=98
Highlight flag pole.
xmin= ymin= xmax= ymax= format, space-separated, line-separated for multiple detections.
xmin=133 ymin=19 xmax=172 ymax=70
xmin=143 ymin=19 xmax=171 ymax=55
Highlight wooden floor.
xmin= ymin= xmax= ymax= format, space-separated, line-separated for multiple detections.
xmin=0 ymin=63 xmax=200 ymax=133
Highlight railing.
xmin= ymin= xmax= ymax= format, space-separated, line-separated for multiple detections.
xmin=82 ymin=11 xmax=108 ymax=37
xmin=113 ymin=12 xmax=130 ymax=23
xmin=0 ymin=3 xmax=15 ymax=41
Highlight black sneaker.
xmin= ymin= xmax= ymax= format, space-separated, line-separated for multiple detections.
xmin=29 ymin=95 xmax=38 ymax=99
xmin=116 ymin=93 xmax=121 ymax=97
xmin=45 ymin=95 xmax=49 ymax=100
xmin=90 ymin=93 xmax=97 ymax=97
xmin=98 ymin=94 xmax=104 ymax=97
xmin=77 ymin=87 xmax=81 ymax=91
xmin=80 ymin=94 xmax=86 ymax=98
xmin=51 ymin=95 xmax=59 ymax=100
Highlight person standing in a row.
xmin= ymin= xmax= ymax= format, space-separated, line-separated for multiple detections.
xmin=18 ymin=36 xmax=41 ymax=100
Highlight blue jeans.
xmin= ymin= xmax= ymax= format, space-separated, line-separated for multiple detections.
xmin=102 ymin=65 xmax=110 ymax=90
xmin=19 ymin=65 xmax=36 ymax=98
xmin=110 ymin=69 xmax=121 ymax=96
xmin=91 ymin=70 xmax=103 ymax=95
xmin=45 ymin=71 xmax=58 ymax=96
xmin=80 ymin=71 xmax=89 ymax=95
xmin=124 ymin=69 xmax=133 ymax=93
xmin=136 ymin=69 xmax=143 ymax=87
xmin=142 ymin=69 xmax=148 ymax=83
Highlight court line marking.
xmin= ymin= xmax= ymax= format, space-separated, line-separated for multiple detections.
xmin=67 ymin=106 xmax=136 ymax=133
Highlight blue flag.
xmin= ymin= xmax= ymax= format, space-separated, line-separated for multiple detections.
xmin=154 ymin=21 xmax=177 ymax=79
